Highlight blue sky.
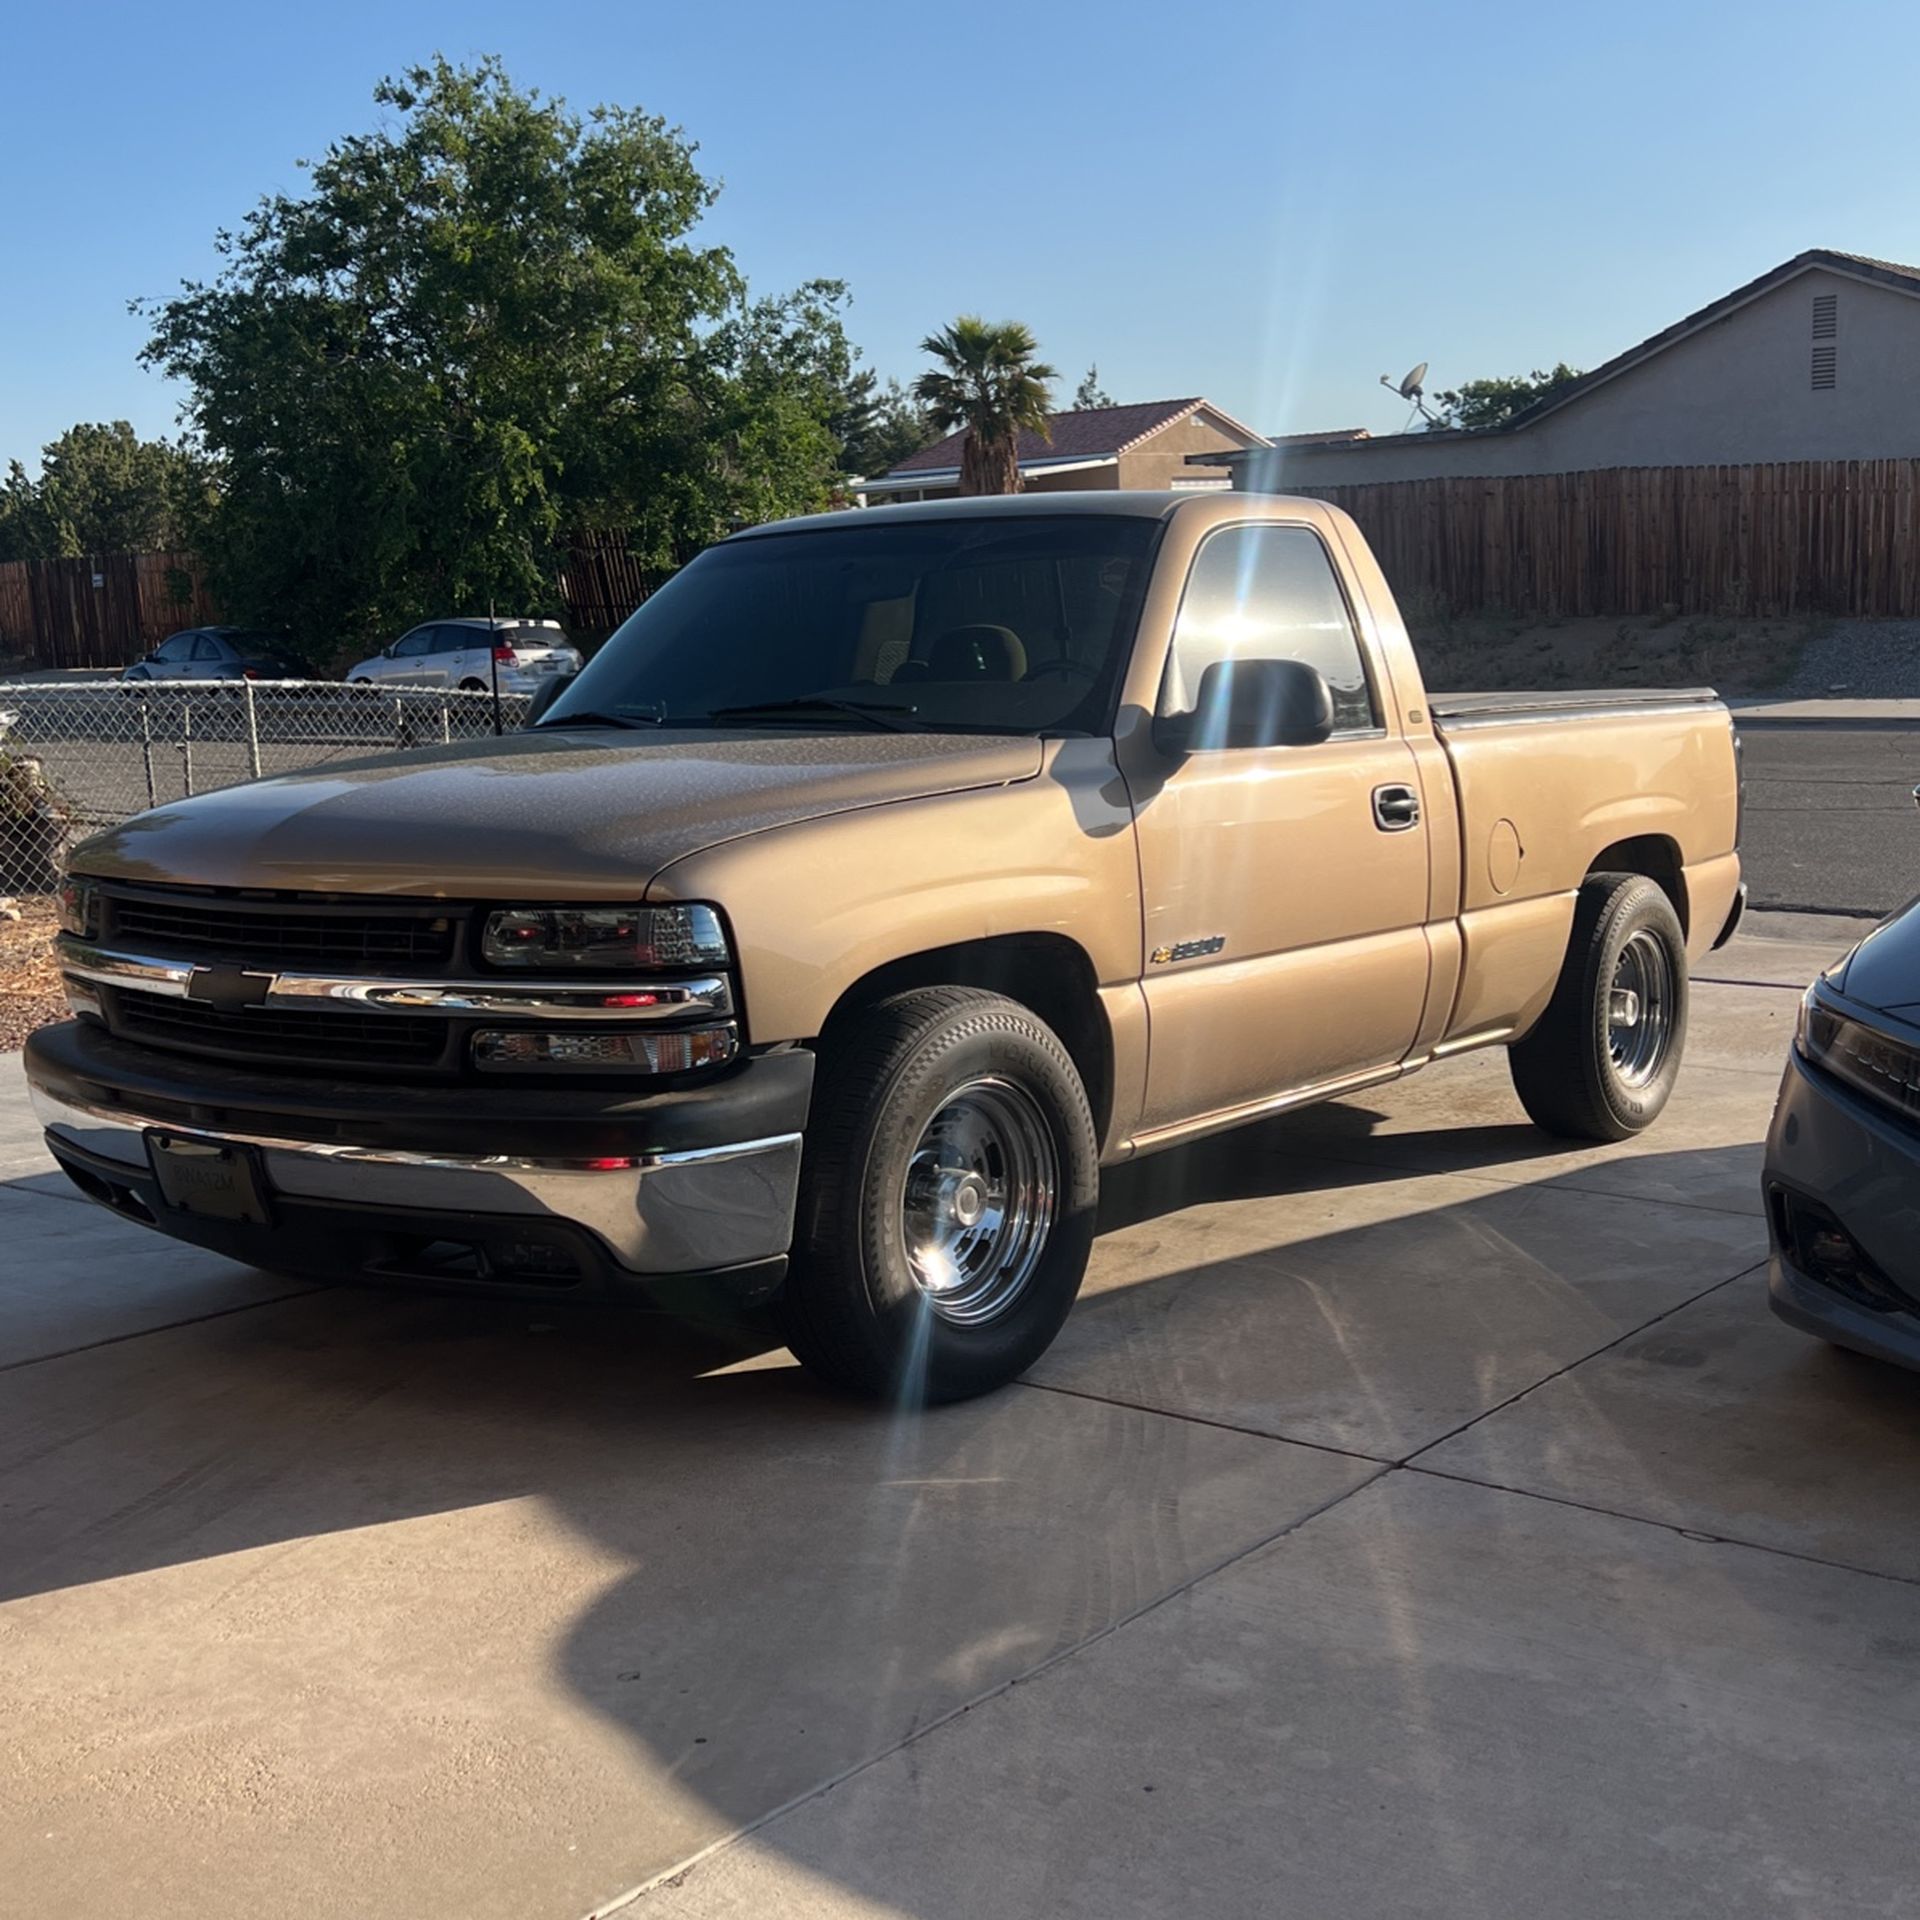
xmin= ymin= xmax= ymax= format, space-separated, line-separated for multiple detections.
xmin=5 ymin=0 xmax=1918 ymax=467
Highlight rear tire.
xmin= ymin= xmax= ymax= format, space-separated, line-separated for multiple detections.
xmin=1508 ymin=872 xmax=1688 ymax=1141
xmin=780 ymin=987 xmax=1099 ymax=1403
xmin=459 ymin=678 xmax=487 ymax=692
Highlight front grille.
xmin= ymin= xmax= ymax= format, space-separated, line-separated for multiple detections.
xmin=114 ymin=994 xmax=448 ymax=1070
xmin=105 ymin=889 xmax=459 ymax=970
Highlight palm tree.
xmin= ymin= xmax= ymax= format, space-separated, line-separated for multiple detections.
xmin=912 ymin=318 xmax=1057 ymax=496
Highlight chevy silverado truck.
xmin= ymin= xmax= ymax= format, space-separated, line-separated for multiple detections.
xmin=26 ymin=493 xmax=1744 ymax=1400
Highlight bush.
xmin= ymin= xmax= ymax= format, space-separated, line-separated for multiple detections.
xmin=0 ymin=748 xmax=72 ymax=894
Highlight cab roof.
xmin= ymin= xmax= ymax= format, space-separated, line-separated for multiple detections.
xmin=727 ymin=490 xmax=1318 ymax=541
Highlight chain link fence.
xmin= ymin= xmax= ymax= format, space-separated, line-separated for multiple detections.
xmin=0 ymin=680 xmax=533 ymax=901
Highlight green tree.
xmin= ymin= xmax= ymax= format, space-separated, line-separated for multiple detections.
xmin=829 ymin=371 xmax=935 ymax=477
xmin=1072 ymin=364 xmax=1114 ymax=410
xmin=0 ymin=422 xmax=210 ymax=561
xmin=138 ymin=57 xmax=851 ymax=653
xmin=913 ymin=317 xmax=1056 ymax=495
xmin=1435 ymin=362 xmax=1582 ymax=430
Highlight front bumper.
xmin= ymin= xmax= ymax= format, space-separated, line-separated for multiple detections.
xmin=24 ymin=1021 xmax=812 ymax=1300
xmin=1762 ymin=1044 xmax=1920 ymax=1370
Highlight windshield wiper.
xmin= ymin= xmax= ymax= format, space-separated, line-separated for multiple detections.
xmin=534 ymin=707 xmax=668 ymax=730
xmin=704 ymin=695 xmax=919 ymax=733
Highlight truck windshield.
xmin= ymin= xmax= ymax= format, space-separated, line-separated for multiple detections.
xmin=541 ymin=515 xmax=1161 ymax=736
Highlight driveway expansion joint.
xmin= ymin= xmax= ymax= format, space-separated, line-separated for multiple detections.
xmin=0 ymin=1282 xmax=325 ymax=1376
xmin=586 ymin=1439 xmax=1395 ymax=1918
xmin=1395 ymin=1262 xmax=1763 ymax=1470
xmin=1403 ymin=1461 xmax=1920 ymax=1591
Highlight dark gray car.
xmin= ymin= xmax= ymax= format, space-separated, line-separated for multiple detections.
xmin=123 ymin=628 xmax=303 ymax=682
xmin=1765 ymin=901 xmax=1920 ymax=1368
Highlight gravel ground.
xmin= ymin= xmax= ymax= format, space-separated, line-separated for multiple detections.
xmin=0 ymin=898 xmax=62 ymax=1052
xmin=1773 ymin=619 xmax=1920 ymax=696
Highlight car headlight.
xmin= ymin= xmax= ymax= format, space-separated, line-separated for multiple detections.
xmin=57 ymin=877 xmax=99 ymax=939
xmin=1798 ymin=987 xmax=1920 ymax=1120
xmin=480 ymin=903 xmax=730 ymax=971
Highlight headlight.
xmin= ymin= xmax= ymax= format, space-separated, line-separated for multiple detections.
xmin=480 ymin=904 xmax=729 ymax=971
xmin=1799 ymin=988 xmax=1920 ymax=1120
xmin=57 ymin=877 xmax=99 ymax=939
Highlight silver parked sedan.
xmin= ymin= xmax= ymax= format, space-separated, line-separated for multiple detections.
xmin=1765 ymin=898 xmax=1920 ymax=1368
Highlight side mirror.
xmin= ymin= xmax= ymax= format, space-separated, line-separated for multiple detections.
xmin=381 ymin=645 xmax=396 ymax=659
xmin=1160 ymin=657 xmax=1336 ymax=753
xmin=522 ymin=670 xmax=578 ymax=726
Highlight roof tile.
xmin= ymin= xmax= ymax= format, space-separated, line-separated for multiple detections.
xmin=884 ymin=397 xmax=1209 ymax=476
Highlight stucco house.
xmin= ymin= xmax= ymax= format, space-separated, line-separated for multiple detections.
xmin=866 ymin=397 xmax=1267 ymax=502
xmin=1213 ymin=250 xmax=1920 ymax=491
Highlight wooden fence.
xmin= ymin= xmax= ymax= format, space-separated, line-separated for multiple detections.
xmin=0 ymin=552 xmax=218 ymax=669
xmin=1297 ymin=459 xmax=1920 ymax=619
xmin=557 ymin=530 xmax=671 ymax=635
xmin=0 ymin=536 xmax=671 ymax=669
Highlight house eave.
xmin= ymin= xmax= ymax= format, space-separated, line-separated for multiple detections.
xmin=867 ymin=454 xmax=1122 ymax=493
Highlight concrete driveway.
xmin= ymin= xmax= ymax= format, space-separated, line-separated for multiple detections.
xmin=5 ymin=913 xmax=1919 ymax=1918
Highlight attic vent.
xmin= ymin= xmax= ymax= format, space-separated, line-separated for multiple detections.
xmin=1811 ymin=292 xmax=1838 ymax=340
xmin=1812 ymin=344 xmax=1838 ymax=391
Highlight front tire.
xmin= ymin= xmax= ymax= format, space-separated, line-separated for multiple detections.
xmin=781 ymin=987 xmax=1099 ymax=1403
xmin=1508 ymin=872 xmax=1689 ymax=1141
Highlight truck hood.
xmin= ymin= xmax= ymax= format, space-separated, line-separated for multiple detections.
xmin=71 ymin=729 xmax=1045 ymax=897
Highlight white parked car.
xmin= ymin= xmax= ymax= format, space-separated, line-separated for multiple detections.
xmin=346 ymin=618 xmax=583 ymax=694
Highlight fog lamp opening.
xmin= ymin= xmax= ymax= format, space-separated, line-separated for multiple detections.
xmin=1773 ymin=1187 xmax=1916 ymax=1314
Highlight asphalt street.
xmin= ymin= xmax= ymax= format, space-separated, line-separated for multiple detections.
xmin=1740 ymin=723 xmax=1920 ymax=917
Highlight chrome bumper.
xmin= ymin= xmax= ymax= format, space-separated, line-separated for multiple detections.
xmin=31 ymin=1083 xmax=802 ymax=1275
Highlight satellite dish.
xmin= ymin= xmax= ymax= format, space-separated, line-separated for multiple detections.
xmin=1378 ymin=359 xmax=1444 ymax=427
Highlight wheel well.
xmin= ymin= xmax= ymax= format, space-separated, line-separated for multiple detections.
xmin=1588 ymin=836 xmax=1687 ymax=935
xmin=817 ymin=936 xmax=1112 ymax=1140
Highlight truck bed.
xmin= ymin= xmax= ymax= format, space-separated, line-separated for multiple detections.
xmin=1429 ymin=688 xmax=1722 ymax=729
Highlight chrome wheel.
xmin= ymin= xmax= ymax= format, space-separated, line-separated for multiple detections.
xmin=1608 ymin=928 xmax=1675 ymax=1087
xmin=901 ymin=1076 xmax=1059 ymax=1326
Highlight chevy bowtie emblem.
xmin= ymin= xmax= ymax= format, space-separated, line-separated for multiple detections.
xmin=186 ymin=963 xmax=274 ymax=1014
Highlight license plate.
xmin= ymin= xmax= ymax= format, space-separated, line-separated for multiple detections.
xmin=146 ymin=1132 xmax=272 ymax=1224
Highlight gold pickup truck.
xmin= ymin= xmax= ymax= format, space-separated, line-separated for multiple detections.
xmin=27 ymin=493 xmax=1743 ymax=1400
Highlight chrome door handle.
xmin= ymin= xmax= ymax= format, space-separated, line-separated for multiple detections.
xmin=1373 ymin=784 xmax=1420 ymax=831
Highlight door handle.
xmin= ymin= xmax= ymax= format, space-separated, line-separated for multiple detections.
xmin=1372 ymin=783 xmax=1420 ymax=831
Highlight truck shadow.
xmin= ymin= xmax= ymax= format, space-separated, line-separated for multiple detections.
xmin=7 ymin=1114 xmax=1920 ymax=1910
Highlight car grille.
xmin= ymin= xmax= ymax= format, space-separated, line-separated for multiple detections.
xmin=105 ymin=888 xmax=459 ymax=970
xmin=113 ymin=994 xmax=449 ymax=1070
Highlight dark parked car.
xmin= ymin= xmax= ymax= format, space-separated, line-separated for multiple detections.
xmin=1765 ymin=898 xmax=1920 ymax=1369
xmin=122 ymin=628 xmax=305 ymax=683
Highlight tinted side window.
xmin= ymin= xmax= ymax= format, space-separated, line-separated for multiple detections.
xmin=155 ymin=633 xmax=195 ymax=661
xmin=1162 ymin=525 xmax=1375 ymax=733
xmin=190 ymin=635 xmax=225 ymax=661
xmin=391 ymin=628 xmax=437 ymax=658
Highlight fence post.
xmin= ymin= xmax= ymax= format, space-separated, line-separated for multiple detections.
xmin=440 ymin=695 xmax=451 ymax=745
xmin=392 ymin=694 xmax=405 ymax=749
xmin=139 ymin=692 xmax=157 ymax=811
xmin=243 ymin=679 xmax=262 ymax=780
xmin=181 ymin=696 xmax=194 ymax=798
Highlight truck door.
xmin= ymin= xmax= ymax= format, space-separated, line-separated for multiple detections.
xmin=1132 ymin=521 xmax=1431 ymax=1137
